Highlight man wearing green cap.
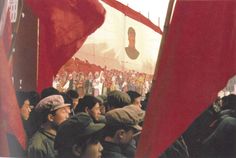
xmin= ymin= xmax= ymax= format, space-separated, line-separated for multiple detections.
xmin=102 ymin=105 xmax=145 ymax=158
xmin=54 ymin=112 xmax=105 ymax=158
xmin=28 ymin=95 xmax=71 ymax=158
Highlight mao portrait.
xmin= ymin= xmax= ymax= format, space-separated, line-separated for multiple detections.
xmin=125 ymin=27 xmax=140 ymax=60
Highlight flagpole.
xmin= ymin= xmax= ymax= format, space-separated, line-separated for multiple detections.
xmin=8 ymin=0 xmax=24 ymax=63
xmin=0 ymin=0 xmax=8 ymax=37
xmin=153 ymin=0 xmax=176 ymax=81
xmin=36 ymin=18 xmax=39 ymax=90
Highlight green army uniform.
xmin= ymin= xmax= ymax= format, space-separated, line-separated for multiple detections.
xmin=28 ymin=128 xmax=57 ymax=158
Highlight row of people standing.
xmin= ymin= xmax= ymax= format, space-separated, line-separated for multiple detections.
xmin=53 ymin=70 xmax=152 ymax=98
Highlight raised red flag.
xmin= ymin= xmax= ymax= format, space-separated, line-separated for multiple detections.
xmin=26 ymin=0 xmax=106 ymax=92
xmin=0 ymin=4 xmax=26 ymax=157
xmin=136 ymin=1 xmax=236 ymax=157
xmin=101 ymin=0 xmax=162 ymax=34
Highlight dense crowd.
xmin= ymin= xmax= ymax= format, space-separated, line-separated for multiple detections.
xmin=16 ymin=84 xmax=236 ymax=158
xmin=16 ymin=86 xmax=149 ymax=158
xmin=53 ymin=69 xmax=153 ymax=98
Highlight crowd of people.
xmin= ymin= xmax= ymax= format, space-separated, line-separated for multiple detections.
xmin=16 ymin=86 xmax=149 ymax=158
xmin=16 ymin=83 xmax=236 ymax=158
xmin=53 ymin=69 xmax=153 ymax=99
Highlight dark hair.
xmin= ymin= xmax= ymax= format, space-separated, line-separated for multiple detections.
xmin=57 ymin=131 xmax=102 ymax=157
xmin=16 ymin=91 xmax=40 ymax=108
xmin=28 ymin=91 xmax=40 ymax=107
xmin=103 ymin=124 xmax=133 ymax=138
xmin=16 ymin=91 xmax=29 ymax=108
xmin=74 ymin=98 xmax=83 ymax=114
xmin=222 ymin=94 xmax=236 ymax=110
xmin=77 ymin=130 xmax=102 ymax=149
xmin=77 ymin=95 xmax=100 ymax=112
xmin=41 ymin=87 xmax=59 ymax=99
xmin=60 ymin=92 xmax=72 ymax=104
xmin=66 ymin=90 xmax=79 ymax=99
xmin=127 ymin=91 xmax=141 ymax=104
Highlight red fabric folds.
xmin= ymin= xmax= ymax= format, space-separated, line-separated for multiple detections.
xmin=136 ymin=1 xmax=236 ymax=158
xmin=0 ymin=11 xmax=26 ymax=156
xmin=102 ymin=0 xmax=162 ymax=34
xmin=26 ymin=0 xmax=106 ymax=92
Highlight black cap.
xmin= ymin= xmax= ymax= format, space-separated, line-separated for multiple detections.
xmin=127 ymin=91 xmax=142 ymax=103
xmin=54 ymin=112 xmax=105 ymax=150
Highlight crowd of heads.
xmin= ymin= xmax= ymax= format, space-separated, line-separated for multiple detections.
xmin=16 ymin=80 xmax=236 ymax=158
xmin=53 ymin=69 xmax=152 ymax=99
xmin=16 ymin=86 xmax=147 ymax=158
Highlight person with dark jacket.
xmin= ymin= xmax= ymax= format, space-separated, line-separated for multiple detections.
xmin=16 ymin=91 xmax=40 ymax=139
xmin=160 ymin=136 xmax=189 ymax=158
xmin=127 ymin=90 xmax=142 ymax=109
xmin=28 ymin=95 xmax=71 ymax=158
xmin=200 ymin=94 xmax=236 ymax=158
xmin=201 ymin=116 xmax=236 ymax=158
xmin=75 ymin=95 xmax=104 ymax=122
xmin=102 ymin=105 xmax=145 ymax=158
xmin=183 ymin=94 xmax=236 ymax=158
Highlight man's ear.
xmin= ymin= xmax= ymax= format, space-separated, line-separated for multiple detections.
xmin=116 ymin=129 xmax=126 ymax=140
xmin=72 ymin=144 xmax=82 ymax=157
xmin=85 ymin=107 xmax=89 ymax=113
xmin=48 ymin=114 xmax=54 ymax=122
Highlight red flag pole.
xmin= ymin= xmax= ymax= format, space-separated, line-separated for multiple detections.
xmin=36 ymin=18 xmax=39 ymax=90
xmin=135 ymin=0 xmax=175 ymax=157
xmin=8 ymin=0 xmax=24 ymax=63
xmin=153 ymin=0 xmax=176 ymax=81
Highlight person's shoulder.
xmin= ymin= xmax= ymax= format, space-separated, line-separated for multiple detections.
xmin=219 ymin=116 xmax=236 ymax=130
xmin=97 ymin=115 xmax=106 ymax=123
xmin=29 ymin=130 xmax=44 ymax=141
xmin=102 ymin=150 xmax=127 ymax=158
xmin=28 ymin=130 xmax=57 ymax=157
xmin=102 ymin=142 xmax=127 ymax=158
xmin=28 ymin=132 xmax=47 ymax=156
xmin=124 ymin=47 xmax=139 ymax=60
xmin=28 ymin=130 xmax=49 ymax=148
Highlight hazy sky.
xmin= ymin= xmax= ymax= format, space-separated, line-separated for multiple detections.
xmin=117 ymin=0 xmax=170 ymax=29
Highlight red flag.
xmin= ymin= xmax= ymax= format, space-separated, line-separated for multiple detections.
xmin=101 ymin=0 xmax=162 ymax=34
xmin=136 ymin=1 xmax=236 ymax=158
xmin=26 ymin=0 xmax=106 ymax=92
xmin=0 ymin=6 xmax=26 ymax=157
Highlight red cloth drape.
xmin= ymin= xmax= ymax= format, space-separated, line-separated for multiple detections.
xmin=26 ymin=0 xmax=106 ymax=92
xmin=0 ymin=10 xmax=26 ymax=156
xmin=136 ymin=1 xmax=236 ymax=158
xmin=102 ymin=0 xmax=162 ymax=34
